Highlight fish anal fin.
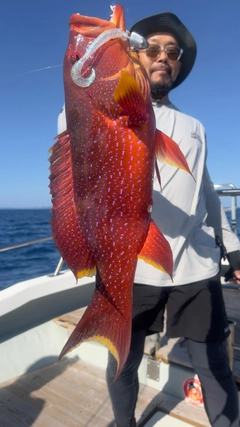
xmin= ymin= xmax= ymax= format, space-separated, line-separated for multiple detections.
xmin=58 ymin=287 xmax=132 ymax=379
xmin=114 ymin=70 xmax=148 ymax=125
xmin=138 ymin=220 xmax=173 ymax=278
xmin=154 ymin=129 xmax=194 ymax=178
xmin=49 ymin=132 xmax=96 ymax=279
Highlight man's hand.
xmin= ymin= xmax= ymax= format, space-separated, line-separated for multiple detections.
xmin=225 ymin=268 xmax=240 ymax=286
xmin=232 ymin=270 xmax=240 ymax=285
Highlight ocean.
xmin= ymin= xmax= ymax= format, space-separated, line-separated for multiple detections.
xmin=0 ymin=209 xmax=61 ymax=290
xmin=0 ymin=208 xmax=240 ymax=291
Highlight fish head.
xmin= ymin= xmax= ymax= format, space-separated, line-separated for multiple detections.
xmin=63 ymin=4 xmax=151 ymax=122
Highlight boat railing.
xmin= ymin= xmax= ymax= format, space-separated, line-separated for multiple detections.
xmin=54 ymin=256 xmax=65 ymax=276
xmin=0 ymin=236 xmax=53 ymax=253
xmin=215 ymin=185 xmax=240 ymax=357
xmin=214 ymin=183 xmax=240 ymax=235
xmin=214 ymin=183 xmax=240 ymax=286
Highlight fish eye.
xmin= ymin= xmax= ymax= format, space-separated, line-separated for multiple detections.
xmin=70 ymin=53 xmax=81 ymax=64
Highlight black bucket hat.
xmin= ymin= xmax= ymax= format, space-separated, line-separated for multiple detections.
xmin=130 ymin=13 xmax=197 ymax=89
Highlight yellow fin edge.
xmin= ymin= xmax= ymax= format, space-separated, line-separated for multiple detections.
xmin=137 ymin=255 xmax=167 ymax=273
xmin=90 ymin=336 xmax=119 ymax=365
xmin=63 ymin=335 xmax=119 ymax=366
xmin=77 ymin=267 xmax=96 ymax=279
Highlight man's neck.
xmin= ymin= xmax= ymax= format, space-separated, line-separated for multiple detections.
xmin=152 ymin=94 xmax=171 ymax=105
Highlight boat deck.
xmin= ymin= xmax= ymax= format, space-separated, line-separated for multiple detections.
xmin=1 ymin=287 xmax=240 ymax=427
xmin=0 ymin=357 xmax=212 ymax=427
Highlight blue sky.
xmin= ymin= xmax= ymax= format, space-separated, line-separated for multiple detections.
xmin=1 ymin=0 xmax=240 ymax=209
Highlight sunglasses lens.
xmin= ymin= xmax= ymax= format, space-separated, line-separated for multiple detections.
xmin=145 ymin=45 xmax=181 ymax=61
xmin=166 ymin=47 xmax=181 ymax=60
xmin=145 ymin=46 xmax=160 ymax=58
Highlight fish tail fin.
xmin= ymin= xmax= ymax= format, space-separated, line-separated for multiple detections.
xmin=154 ymin=129 xmax=195 ymax=179
xmin=58 ymin=286 xmax=132 ymax=378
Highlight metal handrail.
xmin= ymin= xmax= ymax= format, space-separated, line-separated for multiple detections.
xmin=0 ymin=235 xmax=65 ymax=277
xmin=54 ymin=257 xmax=65 ymax=276
xmin=0 ymin=236 xmax=53 ymax=253
xmin=214 ymin=184 xmax=240 ymax=235
xmin=222 ymin=284 xmax=240 ymax=291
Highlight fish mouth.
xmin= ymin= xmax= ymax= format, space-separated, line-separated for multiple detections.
xmin=109 ymin=4 xmax=126 ymax=29
xmin=69 ymin=4 xmax=125 ymax=36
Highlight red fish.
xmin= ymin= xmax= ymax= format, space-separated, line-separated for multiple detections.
xmin=49 ymin=4 xmax=191 ymax=377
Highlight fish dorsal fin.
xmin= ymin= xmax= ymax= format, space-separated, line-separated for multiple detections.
xmin=154 ymin=129 xmax=193 ymax=177
xmin=49 ymin=131 xmax=96 ymax=279
xmin=114 ymin=70 xmax=148 ymax=125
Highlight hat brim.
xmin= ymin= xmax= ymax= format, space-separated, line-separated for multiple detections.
xmin=130 ymin=12 xmax=197 ymax=89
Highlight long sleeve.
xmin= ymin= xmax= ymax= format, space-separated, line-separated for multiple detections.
xmin=204 ymin=166 xmax=240 ymax=255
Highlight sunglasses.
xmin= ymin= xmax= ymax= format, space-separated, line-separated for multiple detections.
xmin=142 ymin=44 xmax=183 ymax=61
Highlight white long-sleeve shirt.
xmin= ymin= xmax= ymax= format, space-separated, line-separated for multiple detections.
xmin=135 ymin=103 xmax=240 ymax=286
xmin=57 ymin=103 xmax=240 ymax=286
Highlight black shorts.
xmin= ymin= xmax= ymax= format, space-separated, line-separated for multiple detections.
xmin=132 ymin=273 xmax=230 ymax=343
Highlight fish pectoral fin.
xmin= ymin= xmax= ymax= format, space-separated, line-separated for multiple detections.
xmin=58 ymin=287 xmax=132 ymax=379
xmin=114 ymin=70 xmax=148 ymax=125
xmin=138 ymin=220 xmax=173 ymax=278
xmin=154 ymin=129 xmax=194 ymax=178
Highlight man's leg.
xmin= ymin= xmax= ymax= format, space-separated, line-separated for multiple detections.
xmin=106 ymin=329 xmax=146 ymax=427
xmin=186 ymin=338 xmax=239 ymax=427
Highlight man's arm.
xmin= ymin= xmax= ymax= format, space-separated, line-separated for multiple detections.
xmin=203 ymin=166 xmax=240 ymax=284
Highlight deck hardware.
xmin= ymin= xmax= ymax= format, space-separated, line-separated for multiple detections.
xmin=146 ymin=358 xmax=160 ymax=381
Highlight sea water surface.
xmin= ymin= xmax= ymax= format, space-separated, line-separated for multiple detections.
xmin=0 ymin=209 xmax=61 ymax=290
xmin=0 ymin=208 xmax=240 ymax=291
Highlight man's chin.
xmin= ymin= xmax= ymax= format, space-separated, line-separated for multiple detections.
xmin=150 ymin=81 xmax=174 ymax=100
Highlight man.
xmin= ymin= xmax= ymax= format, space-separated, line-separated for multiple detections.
xmin=106 ymin=13 xmax=240 ymax=427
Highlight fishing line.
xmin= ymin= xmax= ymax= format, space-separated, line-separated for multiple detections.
xmin=1 ymin=64 xmax=62 ymax=83
xmin=16 ymin=64 xmax=63 ymax=77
